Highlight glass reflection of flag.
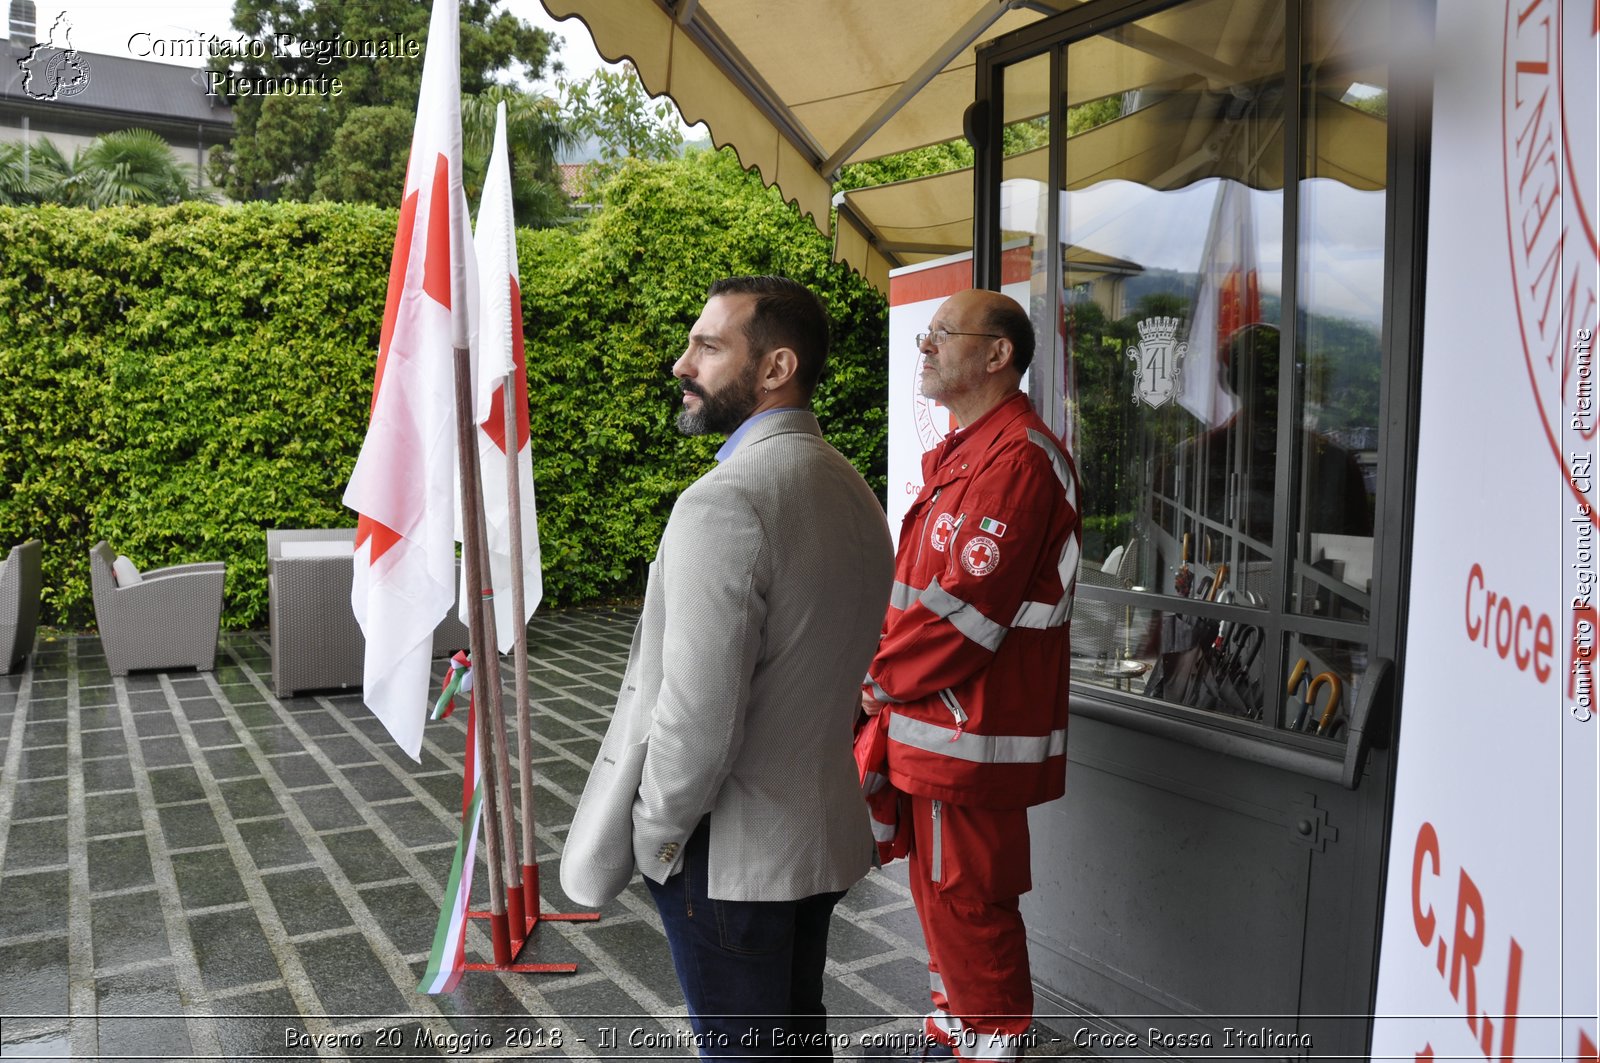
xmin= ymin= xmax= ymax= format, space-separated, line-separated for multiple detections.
xmin=1060 ymin=299 xmax=1079 ymax=456
xmin=1181 ymin=179 xmax=1260 ymax=427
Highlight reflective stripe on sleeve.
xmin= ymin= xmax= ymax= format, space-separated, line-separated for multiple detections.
xmin=1011 ymin=430 xmax=1081 ymax=630
xmin=1026 ymin=428 xmax=1078 ymax=508
xmin=919 ymin=578 xmax=1007 ymax=652
xmin=1013 ymin=593 xmax=1073 ymax=629
xmin=889 ymin=580 xmax=919 ymax=610
xmin=888 ymin=713 xmax=1066 ymax=764
xmin=869 ymin=679 xmax=902 ymax=704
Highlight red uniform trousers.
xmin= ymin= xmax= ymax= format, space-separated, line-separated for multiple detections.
xmin=906 ymin=793 xmax=1034 ymax=1062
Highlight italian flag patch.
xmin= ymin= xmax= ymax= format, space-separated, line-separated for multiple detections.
xmin=979 ymin=516 xmax=1007 ymax=537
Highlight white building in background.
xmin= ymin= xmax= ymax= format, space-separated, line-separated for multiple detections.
xmin=0 ymin=0 xmax=232 ymax=183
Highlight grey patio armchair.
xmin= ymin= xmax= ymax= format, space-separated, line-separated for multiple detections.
xmin=267 ymin=528 xmax=472 ymax=697
xmin=1 ymin=539 xmax=44 ymax=674
xmin=89 ymin=541 xmax=226 ymax=676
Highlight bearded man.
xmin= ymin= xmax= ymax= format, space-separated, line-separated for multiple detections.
xmin=562 ymin=275 xmax=894 ymax=1060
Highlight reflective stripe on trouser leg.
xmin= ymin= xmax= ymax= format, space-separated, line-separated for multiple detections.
xmin=907 ymin=794 xmax=1034 ymax=1056
xmin=957 ymin=1027 xmax=1029 ymax=1062
xmin=925 ymin=1010 xmax=1028 ymax=1062
xmin=925 ymin=1008 xmax=961 ymax=1048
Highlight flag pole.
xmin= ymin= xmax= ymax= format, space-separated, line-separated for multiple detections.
xmin=451 ymin=343 xmax=514 ymax=964
xmin=502 ymin=380 xmax=539 ymax=918
xmin=470 ymin=498 xmax=528 ymax=937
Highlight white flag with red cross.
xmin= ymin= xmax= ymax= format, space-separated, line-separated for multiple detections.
xmin=1181 ymin=178 xmax=1259 ymax=428
xmin=460 ymin=100 xmax=543 ymax=649
xmin=343 ymin=0 xmax=476 ymax=762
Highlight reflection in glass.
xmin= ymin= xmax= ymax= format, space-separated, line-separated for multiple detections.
xmin=1052 ymin=0 xmax=1287 ymax=607
xmin=1038 ymin=0 xmax=1392 ymax=738
xmin=1280 ymin=635 xmax=1370 ymax=740
xmin=1074 ymin=596 xmax=1270 ymax=723
xmin=1293 ymin=0 xmax=1390 ymax=621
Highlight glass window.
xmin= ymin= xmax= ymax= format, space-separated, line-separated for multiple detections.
xmin=1004 ymin=0 xmax=1392 ymax=742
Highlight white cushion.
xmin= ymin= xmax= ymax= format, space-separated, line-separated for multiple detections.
xmin=112 ymin=555 xmax=143 ymax=586
xmin=1100 ymin=545 xmax=1125 ymax=574
xmin=280 ymin=540 xmax=352 ymax=559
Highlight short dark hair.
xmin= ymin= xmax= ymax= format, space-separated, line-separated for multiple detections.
xmin=706 ymin=275 xmax=830 ymax=396
xmin=983 ymin=296 xmax=1036 ymax=374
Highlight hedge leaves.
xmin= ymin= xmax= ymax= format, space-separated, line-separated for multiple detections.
xmin=0 ymin=148 xmax=887 ymax=631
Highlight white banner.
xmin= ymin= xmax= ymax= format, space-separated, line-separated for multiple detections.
xmin=1370 ymin=1 xmax=1597 ymax=1058
xmin=887 ymin=252 xmax=1031 ymax=540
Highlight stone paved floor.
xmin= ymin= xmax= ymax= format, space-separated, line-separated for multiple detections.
xmin=0 ymin=606 xmax=1088 ymax=1062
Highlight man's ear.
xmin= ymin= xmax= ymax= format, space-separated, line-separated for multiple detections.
xmin=987 ymin=337 xmax=1015 ymax=375
xmin=763 ymin=346 xmax=799 ymax=391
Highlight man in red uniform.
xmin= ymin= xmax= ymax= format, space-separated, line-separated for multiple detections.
xmin=862 ymin=288 xmax=1081 ymax=1062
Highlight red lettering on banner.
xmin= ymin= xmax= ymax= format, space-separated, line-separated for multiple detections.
xmin=1407 ymin=822 xmax=1526 ymax=1061
xmin=1464 ymin=563 xmax=1556 ymax=681
xmin=1413 ymin=821 xmax=1440 ymax=947
xmin=1448 ymin=870 xmax=1489 ymax=1050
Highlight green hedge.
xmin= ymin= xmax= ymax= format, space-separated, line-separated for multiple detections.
xmin=0 ymin=149 xmax=888 ymax=630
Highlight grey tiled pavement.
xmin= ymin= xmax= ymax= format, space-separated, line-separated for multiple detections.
xmin=0 ymin=606 xmax=1085 ymax=1062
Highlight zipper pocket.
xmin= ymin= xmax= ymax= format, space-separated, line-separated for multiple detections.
xmin=936 ymin=688 xmax=968 ymax=740
xmin=930 ymin=799 xmax=943 ymax=883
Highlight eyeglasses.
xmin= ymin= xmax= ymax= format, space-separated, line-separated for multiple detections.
xmin=916 ymin=329 xmax=1002 ymax=348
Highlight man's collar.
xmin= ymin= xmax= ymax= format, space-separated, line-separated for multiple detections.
xmin=716 ymin=406 xmax=805 ymax=462
xmin=942 ymin=391 xmax=1029 ymax=452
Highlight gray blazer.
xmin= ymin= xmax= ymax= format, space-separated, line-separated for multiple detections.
xmin=560 ymin=410 xmax=893 ymax=904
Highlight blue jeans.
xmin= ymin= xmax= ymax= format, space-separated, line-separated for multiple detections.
xmin=646 ymin=818 xmax=846 ymax=1062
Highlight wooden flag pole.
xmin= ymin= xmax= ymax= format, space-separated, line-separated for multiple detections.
xmin=451 ymin=344 xmax=512 ymax=964
xmin=470 ymin=507 xmax=527 ymax=937
xmin=501 ymin=380 xmax=539 ymax=919
xmin=495 ymin=378 xmax=598 ymax=934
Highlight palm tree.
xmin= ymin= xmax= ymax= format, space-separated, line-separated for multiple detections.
xmin=0 ymin=130 xmax=212 ymax=207
xmin=460 ymin=86 xmax=577 ymax=228
xmin=68 ymin=129 xmax=213 ymax=207
xmin=0 ymin=141 xmax=52 ymax=205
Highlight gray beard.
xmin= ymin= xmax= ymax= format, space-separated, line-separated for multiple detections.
xmin=677 ymin=370 xmax=760 ymax=437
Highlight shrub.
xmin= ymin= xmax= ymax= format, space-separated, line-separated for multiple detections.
xmin=0 ymin=150 xmax=887 ymax=630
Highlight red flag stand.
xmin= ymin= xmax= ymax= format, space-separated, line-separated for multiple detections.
xmin=462 ymin=890 xmax=600 ymax=976
xmin=450 ymin=344 xmax=600 ymax=978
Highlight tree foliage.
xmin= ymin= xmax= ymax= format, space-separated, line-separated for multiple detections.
xmin=561 ymin=63 xmax=684 ymax=170
xmin=208 ymin=0 xmax=556 ymax=203
xmin=0 ymin=148 xmax=887 ymax=630
xmin=459 ymin=86 xmax=575 ymax=228
xmin=515 ymin=148 xmax=887 ymax=595
xmin=0 ymin=131 xmax=210 ymax=208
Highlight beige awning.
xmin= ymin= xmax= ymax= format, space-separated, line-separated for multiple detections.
xmin=541 ymin=0 xmax=1387 ymax=292
xmin=837 ymin=91 xmax=1385 ymax=269
xmin=541 ymin=0 xmax=1073 ymax=288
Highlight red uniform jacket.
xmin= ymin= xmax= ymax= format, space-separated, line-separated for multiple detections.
xmin=867 ymin=392 xmax=1081 ymax=809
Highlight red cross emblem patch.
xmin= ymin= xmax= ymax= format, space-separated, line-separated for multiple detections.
xmin=929 ymin=513 xmax=957 ymax=553
xmin=961 ymin=535 xmax=1000 ymax=577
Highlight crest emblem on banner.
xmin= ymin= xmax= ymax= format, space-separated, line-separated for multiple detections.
xmin=1127 ymin=316 xmax=1187 ymax=409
